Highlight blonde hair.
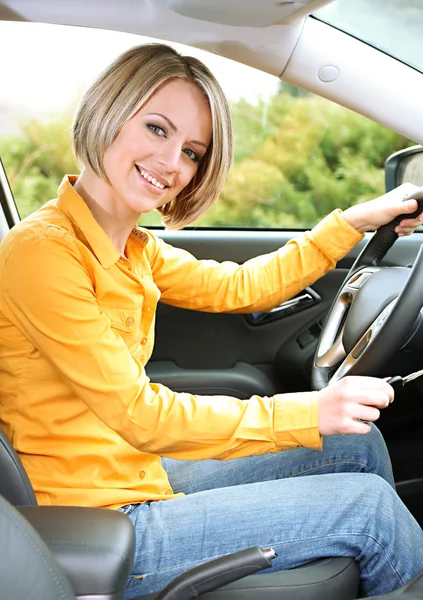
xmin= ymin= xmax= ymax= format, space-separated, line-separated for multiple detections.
xmin=72 ymin=43 xmax=233 ymax=229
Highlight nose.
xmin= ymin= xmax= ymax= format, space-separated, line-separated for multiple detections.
xmin=157 ymin=141 xmax=181 ymax=174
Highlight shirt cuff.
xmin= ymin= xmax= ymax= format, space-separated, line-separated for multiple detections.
xmin=273 ymin=391 xmax=322 ymax=451
xmin=309 ymin=209 xmax=364 ymax=264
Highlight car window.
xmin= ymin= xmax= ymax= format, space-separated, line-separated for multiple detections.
xmin=316 ymin=0 xmax=423 ymax=75
xmin=0 ymin=20 xmax=415 ymax=231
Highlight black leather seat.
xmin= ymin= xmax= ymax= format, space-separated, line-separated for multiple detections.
xmin=0 ymin=495 xmax=76 ymax=600
xmin=0 ymin=427 xmax=361 ymax=600
xmin=0 ymin=428 xmax=37 ymax=505
xmin=0 ymin=494 xmax=136 ymax=600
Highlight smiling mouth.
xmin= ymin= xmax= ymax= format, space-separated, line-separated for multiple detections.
xmin=135 ymin=165 xmax=167 ymax=190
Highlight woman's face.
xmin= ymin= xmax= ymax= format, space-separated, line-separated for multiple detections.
xmin=102 ymin=78 xmax=212 ymax=216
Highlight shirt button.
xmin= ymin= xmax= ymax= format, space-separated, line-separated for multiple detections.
xmin=126 ymin=317 xmax=135 ymax=327
xmin=141 ymin=337 xmax=148 ymax=346
xmin=139 ymin=470 xmax=145 ymax=479
xmin=146 ymin=307 xmax=151 ymax=313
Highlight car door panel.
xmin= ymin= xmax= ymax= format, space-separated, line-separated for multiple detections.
xmin=148 ymin=230 xmax=423 ymax=391
xmin=150 ymin=270 xmax=344 ymax=393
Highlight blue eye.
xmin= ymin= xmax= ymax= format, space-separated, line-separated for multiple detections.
xmin=147 ymin=123 xmax=166 ymax=136
xmin=183 ymin=148 xmax=200 ymax=163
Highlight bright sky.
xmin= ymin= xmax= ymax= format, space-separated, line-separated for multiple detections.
xmin=0 ymin=21 xmax=280 ymax=117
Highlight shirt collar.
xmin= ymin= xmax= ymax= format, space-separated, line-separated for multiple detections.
xmin=56 ymin=175 xmax=149 ymax=269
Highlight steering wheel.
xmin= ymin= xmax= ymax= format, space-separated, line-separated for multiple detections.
xmin=311 ymin=189 xmax=423 ymax=390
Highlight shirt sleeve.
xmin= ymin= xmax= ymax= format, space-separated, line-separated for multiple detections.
xmin=147 ymin=209 xmax=364 ymax=313
xmin=1 ymin=231 xmax=322 ymax=460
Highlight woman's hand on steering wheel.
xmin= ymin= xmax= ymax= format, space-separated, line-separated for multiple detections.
xmin=341 ymin=182 xmax=423 ymax=236
xmin=317 ymin=376 xmax=394 ymax=436
xmin=312 ymin=184 xmax=423 ymax=391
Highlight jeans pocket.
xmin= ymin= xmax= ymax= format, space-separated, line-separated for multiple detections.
xmin=117 ymin=503 xmax=137 ymax=515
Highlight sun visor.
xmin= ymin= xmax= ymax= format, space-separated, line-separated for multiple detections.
xmin=166 ymin=0 xmax=335 ymax=28
xmin=0 ymin=3 xmax=27 ymax=21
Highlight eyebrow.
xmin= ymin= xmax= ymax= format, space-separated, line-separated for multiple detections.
xmin=146 ymin=112 xmax=209 ymax=149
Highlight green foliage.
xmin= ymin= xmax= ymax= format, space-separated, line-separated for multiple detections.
xmin=0 ymin=112 xmax=77 ymax=219
xmin=198 ymin=94 xmax=415 ymax=228
xmin=0 ymin=91 xmax=416 ymax=229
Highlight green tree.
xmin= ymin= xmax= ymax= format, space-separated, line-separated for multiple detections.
xmin=0 ymin=112 xmax=77 ymax=218
xmin=199 ymin=94 xmax=415 ymax=228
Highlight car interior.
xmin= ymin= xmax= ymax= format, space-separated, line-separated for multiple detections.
xmin=2 ymin=0 xmax=423 ymax=599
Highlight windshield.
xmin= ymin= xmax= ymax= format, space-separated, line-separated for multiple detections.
xmin=315 ymin=0 xmax=423 ymax=73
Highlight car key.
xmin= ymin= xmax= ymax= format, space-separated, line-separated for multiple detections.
xmin=387 ymin=368 xmax=423 ymax=393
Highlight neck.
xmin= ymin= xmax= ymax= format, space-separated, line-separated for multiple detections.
xmin=73 ymin=169 xmax=138 ymax=256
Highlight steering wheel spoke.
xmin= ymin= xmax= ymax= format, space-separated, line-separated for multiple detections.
xmin=329 ymin=298 xmax=397 ymax=384
xmin=315 ymin=267 xmax=377 ymax=369
xmin=315 ymin=332 xmax=346 ymax=368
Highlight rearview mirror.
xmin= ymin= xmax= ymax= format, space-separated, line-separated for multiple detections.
xmin=385 ymin=145 xmax=423 ymax=191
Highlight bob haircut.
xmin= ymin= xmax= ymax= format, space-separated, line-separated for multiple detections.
xmin=72 ymin=43 xmax=233 ymax=230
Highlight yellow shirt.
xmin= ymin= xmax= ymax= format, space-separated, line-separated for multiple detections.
xmin=0 ymin=176 xmax=363 ymax=509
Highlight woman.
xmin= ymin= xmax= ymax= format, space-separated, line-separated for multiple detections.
xmin=0 ymin=43 xmax=423 ymax=598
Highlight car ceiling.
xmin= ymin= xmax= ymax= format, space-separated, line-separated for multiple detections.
xmin=0 ymin=0 xmax=336 ymax=75
xmin=1 ymin=0 xmax=423 ymax=144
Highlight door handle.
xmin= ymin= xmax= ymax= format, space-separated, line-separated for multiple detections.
xmin=248 ymin=287 xmax=321 ymax=324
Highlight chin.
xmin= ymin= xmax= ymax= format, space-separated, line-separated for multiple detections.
xmin=129 ymin=198 xmax=164 ymax=216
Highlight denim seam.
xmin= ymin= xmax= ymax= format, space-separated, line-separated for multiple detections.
xmin=291 ymin=460 xmax=370 ymax=477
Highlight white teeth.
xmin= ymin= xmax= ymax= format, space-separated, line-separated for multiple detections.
xmin=139 ymin=168 xmax=165 ymax=189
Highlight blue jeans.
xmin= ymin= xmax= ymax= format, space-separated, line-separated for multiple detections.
xmin=120 ymin=425 xmax=423 ymax=599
